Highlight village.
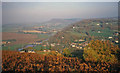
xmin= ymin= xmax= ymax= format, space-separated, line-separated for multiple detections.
xmin=2 ymin=22 xmax=119 ymax=55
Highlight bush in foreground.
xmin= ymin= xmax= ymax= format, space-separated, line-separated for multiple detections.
xmin=2 ymin=50 xmax=120 ymax=72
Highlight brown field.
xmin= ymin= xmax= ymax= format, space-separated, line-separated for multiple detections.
xmin=2 ymin=32 xmax=39 ymax=45
xmin=21 ymin=30 xmax=47 ymax=34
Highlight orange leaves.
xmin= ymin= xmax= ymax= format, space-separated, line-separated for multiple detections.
xmin=2 ymin=50 xmax=119 ymax=72
xmin=83 ymin=40 xmax=119 ymax=63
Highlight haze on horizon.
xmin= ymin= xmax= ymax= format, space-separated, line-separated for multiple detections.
xmin=2 ymin=2 xmax=118 ymax=24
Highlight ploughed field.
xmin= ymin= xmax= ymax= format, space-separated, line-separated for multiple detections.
xmin=2 ymin=32 xmax=38 ymax=45
xmin=2 ymin=50 xmax=119 ymax=72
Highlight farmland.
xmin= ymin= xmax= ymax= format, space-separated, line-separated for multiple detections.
xmin=2 ymin=2 xmax=120 ymax=72
xmin=2 ymin=18 xmax=120 ymax=72
xmin=2 ymin=18 xmax=81 ymax=50
xmin=2 ymin=32 xmax=39 ymax=50
xmin=2 ymin=32 xmax=38 ymax=45
xmin=19 ymin=30 xmax=47 ymax=34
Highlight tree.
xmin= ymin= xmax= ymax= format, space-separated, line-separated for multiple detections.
xmin=83 ymin=40 xmax=119 ymax=63
xmin=24 ymin=47 xmax=34 ymax=52
xmin=63 ymin=48 xmax=72 ymax=57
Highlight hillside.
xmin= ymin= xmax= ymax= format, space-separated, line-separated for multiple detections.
xmin=34 ymin=18 xmax=82 ymax=34
xmin=2 ymin=18 xmax=120 ymax=72
xmin=42 ymin=18 xmax=119 ymax=52
xmin=2 ymin=18 xmax=82 ymax=50
xmin=2 ymin=50 xmax=119 ymax=72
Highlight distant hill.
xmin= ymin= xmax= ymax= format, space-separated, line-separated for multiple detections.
xmin=41 ymin=18 xmax=82 ymax=25
xmin=43 ymin=18 xmax=118 ymax=51
xmin=35 ymin=18 xmax=82 ymax=32
xmin=2 ymin=18 xmax=82 ymax=33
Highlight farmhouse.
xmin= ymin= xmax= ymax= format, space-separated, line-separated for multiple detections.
xmin=28 ymin=50 xmax=35 ymax=53
xmin=73 ymin=27 xmax=75 ymax=29
xmin=97 ymin=24 xmax=100 ymax=25
xmin=79 ymin=47 xmax=82 ymax=49
xmin=98 ymin=31 xmax=101 ymax=33
xmin=43 ymin=50 xmax=51 ymax=52
xmin=33 ymin=42 xmax=41 ymax=45
xmin=51 ymin=43 xmax=55 ymax=47
xmin=62 ymin=36 xmax=64 ymax=39
xmin=115 ymin=41 xmax=118 ymax=43
xmin=20 ymin=51 xmax=25 ymax=53
xmin=19 ymin=49 xmax=35 ymax=53
xmin=108 ymin=37 xmax=112 ymax=39
xmin=106 ymin=23 xmax=109 ymax=24
xmin=101 ymin=39 xmax=105 ymax=41
xmin=2 ymin=41 xmax=7 ymax=44
xmin=72 ymin=45 xmax=76 ymax=47
xmin=44 ymin=50 xmax=46 ymax=52
xmin=2 ymin=41 xmax=11 ymax=44
xmin=79 ymin=39 xmax=85 ymax=42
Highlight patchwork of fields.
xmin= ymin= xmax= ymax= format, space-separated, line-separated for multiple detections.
xmin=2 ymin=18 xmax=120 ymax=72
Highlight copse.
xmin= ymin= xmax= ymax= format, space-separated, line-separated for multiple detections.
xmin=83 ymin=40 xmax=119 ymax=63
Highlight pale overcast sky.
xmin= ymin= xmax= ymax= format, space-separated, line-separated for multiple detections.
xmin=2 ymin=2 xmax=118 ymax=24
xmin=2 ymin=0 xmax=120 ymax=2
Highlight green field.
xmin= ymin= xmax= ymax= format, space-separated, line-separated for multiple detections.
xmin=2 ymin=44 xmax=27 ymax=51
xmin=33 ymin=45 xmax=50 ymax=51
xmin=89 ymin=28 xmax=114 ymax=37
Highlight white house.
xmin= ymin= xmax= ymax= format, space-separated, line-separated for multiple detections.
xmin=98 ymin=31 xmax=101 ymax=33
xmin=28 ymin=50 xmax=35 ymax=53
xmin=97 ymin=24 xmax=100 ymax=25
xmin=72 ymin=45 xmax=76 ymax=47
xmin=44 ymin=50 xmax=46 ymax=52
xmin=79 ymin=39 xmax=85 ymax=42
xmin=51 ymin=43 xmax=55 ymax=47
xmin=108 ymin=37 xmax=112 ymax=39
xmin=106 ymin=23 xmax=109 ymax=24
xmin=62 ymin=36 xmax=64 ymax=39
xmin=73 ymin=27 xmax=75 ymax=29
xmin=80 ymin=47 xmax=82 ymax=49
xmin=115 ymin=41 xmax=119 ymax=43
xmin=20 ymin=51 xmax=25 ymax=53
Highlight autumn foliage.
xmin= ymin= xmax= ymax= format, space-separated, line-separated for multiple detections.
xmin=2 ymin=50 xmax=120 ymax=72
xmin=83 ymin=40 xmax=120 ymax=63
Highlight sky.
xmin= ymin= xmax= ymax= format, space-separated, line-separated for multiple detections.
xmin=2 ymin=2 xmax=118 ymax=24
xmin=2 ymin=0 xmax=120 ymax=2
